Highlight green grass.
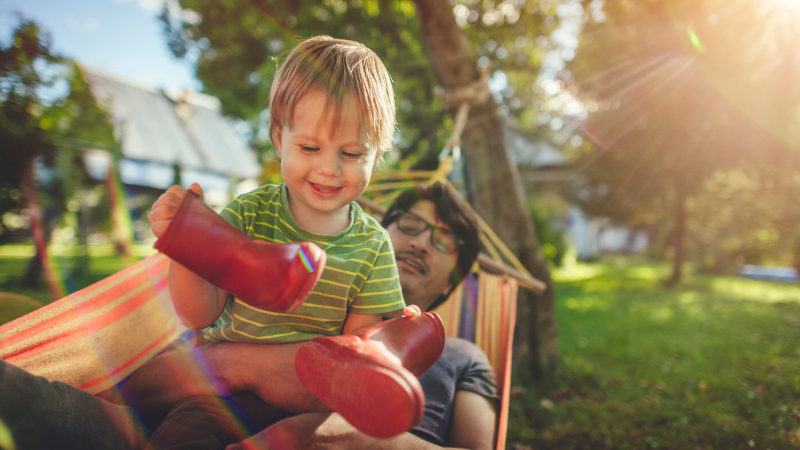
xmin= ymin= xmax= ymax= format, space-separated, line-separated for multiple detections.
xmin=508 ymin=258 xmax=800 ymax=449
xmin=0 ymin=244 xmax=153 ymax=321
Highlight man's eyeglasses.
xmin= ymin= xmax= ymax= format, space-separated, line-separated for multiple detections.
xmin=389 ymin=209 xmax=463 ymax=254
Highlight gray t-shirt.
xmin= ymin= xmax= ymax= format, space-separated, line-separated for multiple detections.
xmin=410 ymin=337 xmax=497 ymax=446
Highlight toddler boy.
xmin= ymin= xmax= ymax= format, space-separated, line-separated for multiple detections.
xmin=141 ymin=36 xmax=442 ymax=440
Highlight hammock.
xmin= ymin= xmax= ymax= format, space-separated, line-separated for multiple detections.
xmin=0 ymin=254 xmax=184 ymax=395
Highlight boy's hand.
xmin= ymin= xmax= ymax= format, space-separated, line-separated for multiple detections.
xmin=149 ymin=183 xmax=203 ymax=238
xmin=382 ymin=304 xmax=421 ymax=320
xmin=402 ymin=305 xmax=421 ymax=317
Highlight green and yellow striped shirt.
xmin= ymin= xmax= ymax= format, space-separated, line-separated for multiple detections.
xmin=204 ymin=184 xmax=405 ymax=344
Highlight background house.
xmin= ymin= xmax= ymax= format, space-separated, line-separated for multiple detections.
xmin=508 ymin=128 xmax=648 ymax=261
xmin=81 ymin=67 xmax=261 ymax=211
xmin=74 ymin=67 xmax=262 ymax=244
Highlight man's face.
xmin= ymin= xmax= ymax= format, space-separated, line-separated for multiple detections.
xmin=387 ymin=200 xmax=460 ymax=312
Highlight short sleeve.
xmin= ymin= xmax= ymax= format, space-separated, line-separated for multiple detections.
xmin=410 ymin=338 xmax=497 ymax=446
xmin=454 ymin=340 xmax=497 ymax=400
xmin=348 ymin=234 xmax=405 ymax=314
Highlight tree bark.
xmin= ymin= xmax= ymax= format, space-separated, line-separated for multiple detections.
xmin=669 ymin=181 xmax=687 ymax=285
xmin=412 ymin=0 xmax=558 ymax=378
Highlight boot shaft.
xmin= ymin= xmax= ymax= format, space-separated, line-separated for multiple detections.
xmin=154 ymin=190 xmax=326 ymax=312
xmin=355 ymin=312 xmax=445 ymax=376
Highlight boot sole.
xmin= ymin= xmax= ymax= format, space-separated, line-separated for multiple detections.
xmin=295 ymin=339 xmax=424 ymax=438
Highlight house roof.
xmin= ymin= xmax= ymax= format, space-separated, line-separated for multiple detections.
xmin=82 ymin=66 xmax=260 ymax=180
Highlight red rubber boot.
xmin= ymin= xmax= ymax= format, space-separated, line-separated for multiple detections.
xmin=154 ymin=190 xmax=326 ymax=312
xmin=295 ymin=312 xmax=445 ymax=438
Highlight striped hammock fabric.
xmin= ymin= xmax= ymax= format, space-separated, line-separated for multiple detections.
xmin=0 ymin=253 xmax=518 ymax=450
xmin=0 ymin=253 xmax=187 ymax=394
xmin=433 ymin=272 xmax=518 ymax=450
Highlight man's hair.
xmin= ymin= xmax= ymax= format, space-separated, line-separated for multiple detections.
xmin=269 ymin=36 xmax=396 ymax=161
xmin=382 ymin=182 xmax=480 ymax=311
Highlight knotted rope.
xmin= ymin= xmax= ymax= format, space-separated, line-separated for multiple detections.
xmin=440 ymin=69 xmax=492 ymax=151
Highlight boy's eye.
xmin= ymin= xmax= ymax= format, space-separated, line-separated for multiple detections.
xmin=342 ymin=151 xmax=363 ymax=159
xmin=300 ymin=146 xmax=319 ymax=152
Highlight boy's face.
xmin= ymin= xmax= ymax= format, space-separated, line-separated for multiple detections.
xmin=274 ymin=89 xmax=376 ymax=233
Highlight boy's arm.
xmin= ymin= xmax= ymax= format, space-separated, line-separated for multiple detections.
xmin=346 ymin=305 xmax=422 ymax=334
xmin=149 ymin=183 xmax=229 ymax=329
xmin=342 ymin=313 xmax=383 ymax=334
xmin=345 ymin=233 xmax=406 ymax=331
xmin=168 ymin=261 xmax=229 ymax=329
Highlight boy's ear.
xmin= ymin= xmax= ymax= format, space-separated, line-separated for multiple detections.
xmin=273 ymin=127 xmax=283 ymax=158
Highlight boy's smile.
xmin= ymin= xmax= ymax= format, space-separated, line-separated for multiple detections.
xmin=275 ymin=89 xmax=376 ymax=235
xmin=309 ymin=183 xmax=343 ymax=196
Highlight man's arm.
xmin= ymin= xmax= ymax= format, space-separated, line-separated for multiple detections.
xmin=227 ymin=390 xmax=497 ymax=450
xmin=122 ymin=341 xmax=330 ymax=416
xmin=125 ymin=308 xmax=423 ymax=415
xmin=447 ymin=390 xmax=497 ymax=450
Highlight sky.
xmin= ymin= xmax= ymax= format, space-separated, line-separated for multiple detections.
xmin=0 ymin=0 xmax=200 ymax=92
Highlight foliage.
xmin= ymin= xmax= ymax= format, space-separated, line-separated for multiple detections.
xmin=0 ymin=17 xmax=123 ymax=290
xmin=157 ymin=0 xmax=570 ymax=167
xmin=529 ymin=200 xmax=569 ymax=267
xmin=687 ymin=162 xmax=800 ymax=273
xmin=565 ymin=0 xmax=800 ymax=281
xmin=508 ymin=258 xmax=800 ymax=449
xmin=0 ymin=19 xmax=62 ymax=224
xmin=0 ymin=19 xmax=118 ymax=228
xmin=159 ymin=0 xmax=438 ymax=164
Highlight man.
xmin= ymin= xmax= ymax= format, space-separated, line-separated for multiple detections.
xmin=0 ymin=182 xmax=497 ymax=450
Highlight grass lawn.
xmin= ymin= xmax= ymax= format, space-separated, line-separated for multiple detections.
xmin=508 ymin=258 xmax=800 ymax=450
xmin=0 ymin=243 xmax=154 ymax=323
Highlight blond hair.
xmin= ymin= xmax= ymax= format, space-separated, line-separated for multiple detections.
xmin=269 ymin=36 xmax=396 ymax=161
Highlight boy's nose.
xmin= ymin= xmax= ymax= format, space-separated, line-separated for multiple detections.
xmin=315 ymin=151 xmax=342 ymax=176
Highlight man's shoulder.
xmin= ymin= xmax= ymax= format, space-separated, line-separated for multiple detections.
xmin=441 ymin=338 xmax=495 ymax=375
xmin=444 ymin=337 xmax=486 ymax=357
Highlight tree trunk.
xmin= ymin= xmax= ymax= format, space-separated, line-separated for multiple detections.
xmin=412 ymin=0 xmax=558 ymax=378
xmin=19 ymin=155 xmax=64 ymax=300
xmin=669 ymin=181 xmax=687 ymax=285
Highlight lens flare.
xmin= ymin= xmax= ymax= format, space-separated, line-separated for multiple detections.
xmin=687 ymin=27 xmax=706 ymax=52
xmin=298 ymin=248 xmax=315 ymax=273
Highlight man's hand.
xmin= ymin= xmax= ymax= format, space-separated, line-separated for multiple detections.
xmin=149 ymin=183 xmax=203 ymax=238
